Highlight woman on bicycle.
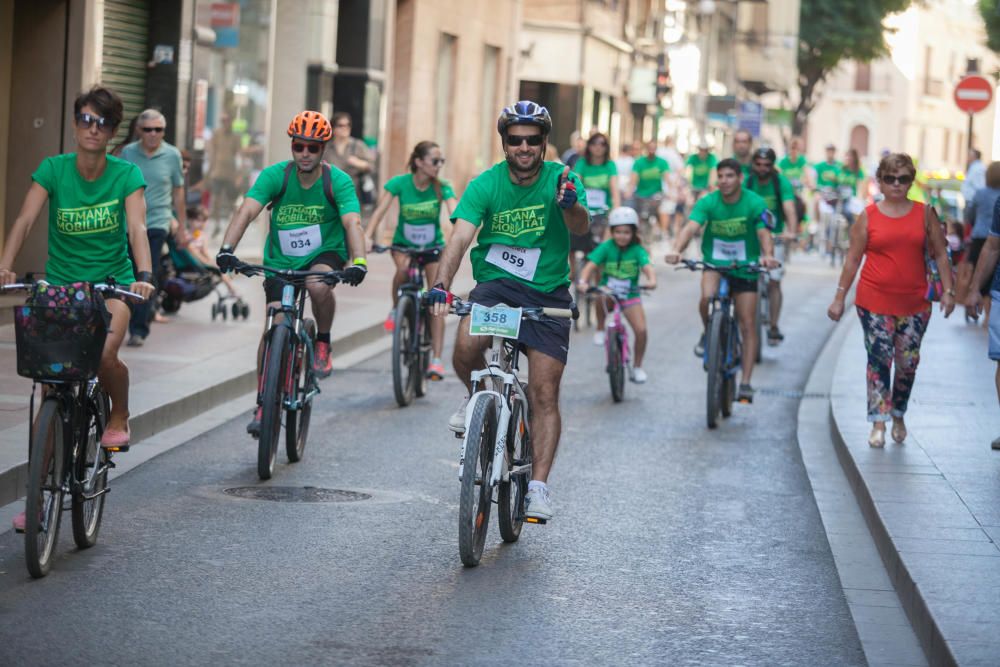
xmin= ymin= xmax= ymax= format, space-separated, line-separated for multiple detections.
xmin=0 ymin=86 xmax=156 ymax=529
xmin=570 ymin=133 xmax=620 ymax=279
xmin=839 ymin=148 xmax=867 ymax=225
xmin=577 ymin=207 xmax=656 ymax=383
xmin=364 ymin=141 xmax=458 ymax=379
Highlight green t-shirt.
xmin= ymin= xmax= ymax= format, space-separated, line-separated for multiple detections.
xmin=632 ymin=155 xmax=670 ymax=198
xmin=384 ymin=173 xmax=456 ymax=248
xmin=451 ymin=160 xmax=586 ymax=293
xmin=688 ymin=189 xmax=768 ymax=280
xmin=778 ymin=155 xmax=808 ymax=190
xmin=586 ymin=239 xmax=650 ymax=299
xmin=744 ymin=172 xmax=795 ymax=234
xmin=31 ymin=153 xmax=145 ymax=286
xmin=685 ymin=153 xmax=718 ymax=190
xmin=813 ymin=161 xmax=843 ymax=190
xmin=838 ymin=167 xmax=865 ymax=195
xmin=732 ymin=157 xmax=752 ymax=178
xmin=246 ymin=161 xmax=361 ymax=269
xmin=572 ymin=159 xmax=617 ymax=214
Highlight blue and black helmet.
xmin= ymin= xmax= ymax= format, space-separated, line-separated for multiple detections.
xmin=497 ymin=101 xmax=552 ymax=137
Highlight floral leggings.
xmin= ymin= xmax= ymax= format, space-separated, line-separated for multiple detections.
xmin=856 ymin=306 xmax=932 ymax=422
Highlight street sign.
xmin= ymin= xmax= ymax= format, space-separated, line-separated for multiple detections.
xmin=737 ymin=100 xmax=763 ymax=138
xmin=954 ymin=76 xmax=993 ymax=114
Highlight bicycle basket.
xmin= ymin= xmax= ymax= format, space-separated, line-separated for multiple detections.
xmin=13 ymin=283 xmax=110 ymax=381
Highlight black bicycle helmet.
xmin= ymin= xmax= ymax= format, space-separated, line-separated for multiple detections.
xmin=753 ymin=147 xmax=777 ymax=163
xmin=497 ymin=101 xmax=552 ymax=136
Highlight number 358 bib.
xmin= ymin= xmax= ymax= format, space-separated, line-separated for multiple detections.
xmin=279 ymin=225 xmax=323 ymax=257
xmin=485 ymin=244 xmax=541 ymax=282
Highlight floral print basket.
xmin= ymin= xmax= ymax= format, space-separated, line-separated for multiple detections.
xmin=13 ymin=282 xmax=110 ymax=381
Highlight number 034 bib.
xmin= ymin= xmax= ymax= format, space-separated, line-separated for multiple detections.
xmin=279 ymin=225 xmax=323 ymax=257
xmin=485 ymin=244 xmax=541 ymax=282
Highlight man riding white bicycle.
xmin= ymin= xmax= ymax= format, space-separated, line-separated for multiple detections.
xmin=428 ymin=101 xmax=589 ymax=522
xmin=216 ymin=110 xmax=368 ymax=435
xmin=665 ymin=158 xmax=779 ymax=403
xmin=745 ymin=147 xmax=798 ymax=345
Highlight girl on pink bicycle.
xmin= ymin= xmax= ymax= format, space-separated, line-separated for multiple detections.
xmin=577 ymin=207 xmax=657 ymax=383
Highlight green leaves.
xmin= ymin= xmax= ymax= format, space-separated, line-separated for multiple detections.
xmin=978 ymin=0 xmax=1000 ymax=54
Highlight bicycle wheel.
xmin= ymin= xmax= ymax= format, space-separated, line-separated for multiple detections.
xmin=721 ymin=324 xmax=736 ymax=418
xmin=414 ymin=306 xmax=431 ymax=398
xmin=705 ymin=310 xmax=725 ymax=429
xmin=25 ymin=397 xmax=66 ymax=578
xmin=392 ymin=294 xmax=416 ymax=407
xmin=608 ymin=329 xmax=625 ymax=403
xmin=458 ymin=395 xmax=496 ymax=567
xmin=286 ymin=318 xmax=316 ymax=463
xmin=71 ymin=386 xmax=110 ymax=549
xmin=258 ymin=325 xmax=290 ymax=480
xmin=498 ymin=393 xmax=528 ymax=543
xmin=754 ymin=279 xmax=766 ymax=363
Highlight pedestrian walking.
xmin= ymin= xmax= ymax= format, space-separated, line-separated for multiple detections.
xmin=828 ymin=153 xmax=955 ymax=448
xmin=120 ymin=108 xmax=188 ymax=346
xmin=960 ymin=161 xmax=1000 ymax=321
xmin=324 ymin=112 xmax=374 ymax=208
xmin=203 ymin=113 xmax=243 ymax=236
xmin=965 ymin=194 xmax=1000 ymax=450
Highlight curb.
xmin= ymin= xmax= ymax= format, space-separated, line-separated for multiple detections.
xmin=0 ymin=319 xmax=387 ymax=508
xmin=826 ymin=326 xmax=957 ymax=667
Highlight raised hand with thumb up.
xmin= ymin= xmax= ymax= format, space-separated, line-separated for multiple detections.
xmin=556 ymin=165 xmax=578 ymax=210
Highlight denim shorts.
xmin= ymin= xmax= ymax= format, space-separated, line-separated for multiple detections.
xmin=990 ymin=291 xmax=1000 ymax=361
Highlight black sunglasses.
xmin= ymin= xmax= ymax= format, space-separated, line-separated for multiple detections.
xmin=506 ymin=134 xmax=545 ymax=147
xmin=881 ymin=174 xmax=913 ymax=186
xmin=142 ymin=126 xmax=165 ymax=133
xmin=292 ymin=142 xmax=323 ymax=154
xmin=430 ymin=158 xmax=446 ymax=166
xmin=75 ymin=112 xmax=113 ymax=133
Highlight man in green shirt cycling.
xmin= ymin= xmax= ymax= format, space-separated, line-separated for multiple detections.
xmin=428 ymin=101 xmax=589 ymax=522
xmin=216 ymin=110 xmax=368 ymax=436
xmin=665 ymin=158 xmax=779 ymax=403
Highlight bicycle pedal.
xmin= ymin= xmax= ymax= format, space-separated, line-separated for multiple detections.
xmin=103 ymin=445 xmax=129 ymax=453
xmin=524 ymin=516 xmax=547 ymax=525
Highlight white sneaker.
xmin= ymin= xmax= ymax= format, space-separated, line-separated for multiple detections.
xmin=524 ymin=486 xmax=554 ymax=521
xmin=631 ymin=367 xmax=648 ymax=384
xmin=448 ymin=397 xmax=470 ymax=433
xmin=593 ymin=331 xmax=605 ymax=346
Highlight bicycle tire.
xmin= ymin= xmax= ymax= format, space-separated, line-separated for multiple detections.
xmin=392 ymin=295 xmax=416 ymax=407
xmin=754 ymin=281 xmax=766 ymax=364
xmin=71 ymin=386 xmax=110 ymax=549
xmin=706 ymin=309 xmax=725 ymax=429
xmin=286 ymin=318 xmax=316 ymax=463
xmin=25 ymin=397 xmax=65 ymax=578
xmin=498 ymin=394 xmax=528 ymax=543
xmin=258 ymin=325 xmax=290 ymax=480
xmin=458 ymin=395 xmax=496 ymax=567
xmin=608 ymin=330 xmax=625 ymax=403
xmin=721 ymin=321 xmax=736 ymax=418
xmin=414 ymin=304 xmax=431 ymax=398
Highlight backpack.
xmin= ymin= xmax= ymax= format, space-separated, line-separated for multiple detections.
xmin=267 ymin=161 xmax=339 ymax=213
xmin=747 ymin=171 xmax=784 ymax=228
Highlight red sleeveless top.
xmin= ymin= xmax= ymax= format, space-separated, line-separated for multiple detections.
xmin=855 ymin=202 xmax=930 ymax=316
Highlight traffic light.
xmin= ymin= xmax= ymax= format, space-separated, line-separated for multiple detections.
xmin=656 ymin=55 xmax=672 ymax=99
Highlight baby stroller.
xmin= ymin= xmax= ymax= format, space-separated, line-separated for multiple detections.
xmin=159 ymin=237 xmax=250 ymax=321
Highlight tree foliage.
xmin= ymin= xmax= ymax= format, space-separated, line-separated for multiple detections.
xmin=978 ymin=0 xmax=1000 ymax=54
xmin=794 ymin=0 xmax=913 ymax=135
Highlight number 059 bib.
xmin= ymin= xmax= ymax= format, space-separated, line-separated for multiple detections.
xmin=485 ymin=244 xmax=541 ymax=282
xmin=279 ymin=225 xmax=323 ymax=257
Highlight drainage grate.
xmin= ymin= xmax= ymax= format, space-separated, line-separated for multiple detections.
xmin=755 ymin=387 xmax=830 ymax=400
xmin=223 ymin=486 xmax=372 ymax=503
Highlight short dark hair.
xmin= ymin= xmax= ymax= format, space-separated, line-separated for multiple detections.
xmin=331 ymin=112 xmax=352 ymax=127
xmin=73 ymin=86 xmax=124 ymax=130
xmin=717 ymin=157 xmax=743 ymax=176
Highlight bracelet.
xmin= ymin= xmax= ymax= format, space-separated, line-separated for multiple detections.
xmin=946 ymin=288 xmax=956 ymax=297
xmin=352 ymin=257 xmax=368 ymax=267
xmin=136 ymin=271 xmax=155 ymax=284
xmin=836 ymin=286 xmax=846 ymax=292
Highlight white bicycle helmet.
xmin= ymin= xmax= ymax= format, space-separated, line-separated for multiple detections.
xmin=608 ymin=206 xmax=640 ymax=228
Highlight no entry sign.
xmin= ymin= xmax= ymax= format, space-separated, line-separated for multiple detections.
xmin=954 ymin=76 xmax=994 ymax=114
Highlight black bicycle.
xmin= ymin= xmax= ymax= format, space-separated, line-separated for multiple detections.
xmin=373 ymin=244 xmax=440 ymax=407
xmin=677 ymin=260 xmax=768 ymax=429
xmin=233 ymin=260 xmax=345 ymax=479
xmin=3 ymin=280 xmax=143 ymax=578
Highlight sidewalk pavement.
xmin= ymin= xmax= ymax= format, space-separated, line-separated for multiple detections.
xmin=830 ymin=309 xmax=1000 ymax=666
xmin=0 ymin=248 xmax=472 ymax=506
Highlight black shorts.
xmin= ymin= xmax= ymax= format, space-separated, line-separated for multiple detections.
xmin=726 ymin=275 xmax=758 ymax=294
xmin=466 ymin=278 xmax=573 ymax=364
xmin=263 ymin=251 xmax=345 ymax=303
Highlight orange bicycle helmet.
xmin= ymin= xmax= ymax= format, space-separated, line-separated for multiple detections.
xmin=287 ymin=110 xmax=333 ymax=142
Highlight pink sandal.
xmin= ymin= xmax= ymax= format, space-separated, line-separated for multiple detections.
xmin=12 ymin=511 xmax=26 ymax=533
xmin=101 ymin=427 xmax=131 ymax=450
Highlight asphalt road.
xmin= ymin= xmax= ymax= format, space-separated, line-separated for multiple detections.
xmin=0 ymin=255 xmax=865 ymax=666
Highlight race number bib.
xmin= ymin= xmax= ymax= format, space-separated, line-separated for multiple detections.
xmin=278 ymin=225 xmax=323 ymax=257
xmin=712 ymin=239 xmax=747 ymax=262
xmin=469 ymin=303 xmax=522 ymax=339
xmin=606 ymin=277 xmax=632 ymax=297
xmin=585 ymin=188 xmax=608 ymax=211
xmin=485 ymin=244 xmax=541 ymax=282
xmin=403 ymin=223 xmax=436 ymax=247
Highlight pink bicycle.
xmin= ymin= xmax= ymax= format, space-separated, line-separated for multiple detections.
xmin=588 ymin=285 xmax=652 ymax=402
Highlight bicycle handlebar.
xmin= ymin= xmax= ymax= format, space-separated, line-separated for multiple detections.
xmin=585 ymin=285 xmax=655 ymax=298
xmin=372 ymin=244 xmax=443 ymax=256
xmin=449 ymin=295 xmax=577 ymax=321
xmin=674 ymin=259 xmax=774 ymax=274
xmin=1 ymin=280 xmax=146 ymax=302
xmin=232 ymin=260 xmax=347 ymax=285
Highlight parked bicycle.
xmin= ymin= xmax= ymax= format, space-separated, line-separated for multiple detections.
xmin=233 ymin=260 xmax=345 ymax=480
xmin=676 ymin=260 xmax=769 ymax=429
xmin=588 ymin=284 xmax=653 ymax=402
xmin=373 ymin=244 xmax=440 ymax=407
xmin=448 ymin=296 xmax=574 ymax=566
xmin=3 ymin=280 xmax=143 ymax=578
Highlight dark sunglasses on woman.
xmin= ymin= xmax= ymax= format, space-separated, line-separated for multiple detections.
xmin=881 ymin=174 xmax=913 ymax=186
xmin=431 ymin=158 xmax=446 ymax=166
xmin=74 ymin=112 xmax=113 ymax=133
xmin=292 ymin=142 xmax=323 ymax=154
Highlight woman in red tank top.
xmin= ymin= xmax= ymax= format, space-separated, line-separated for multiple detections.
xmin=827 ymin=153 xmax=955 ymax=447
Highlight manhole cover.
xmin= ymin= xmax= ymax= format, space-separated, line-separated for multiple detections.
xmin=222 ymin=486 xmax=372 ymax=503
